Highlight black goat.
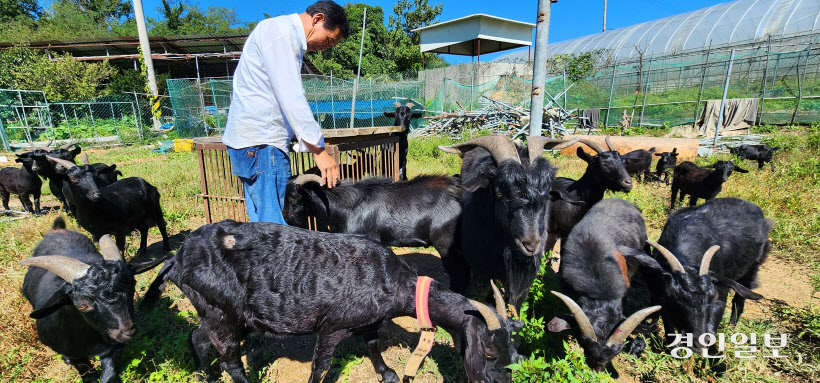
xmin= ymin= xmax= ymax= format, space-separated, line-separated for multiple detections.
xmin=548 ymin=198 xmax=661 ymax=377
xmin=384 ymin=101 xmax=422 ymax=181
xmin=27 ymin=143 xmax=82 ymax=212
xmin=439 ymin=135 xmax=580 ymax=310
xmin=729 ymin=144 xmax=780 ymax=171
xmin=282 ymin=174 xmax=463 ymax=261
xmin=19 ymin=218 xmax=165 ymax=383
xmin=547 ymin=136 xmax=633 ymax=254
xmin=47 ymin=156 xmax=169 ymax=254
xmin=653 ymin=148 xmax=679 ymax=185
xmin=0 ymin=152 xmax=43 ymax=214
xmin=622 ymin=198 xmax=770 ymax=351
xmin=61 ymin=153 xmax=123 ymax=216
xmin=141 ymin=220 xmax=520 ymax=383
xmin=621 ymin=147 xmax=656 ymax=182
xmin=670 ymin=160 xmax=748 ymax=209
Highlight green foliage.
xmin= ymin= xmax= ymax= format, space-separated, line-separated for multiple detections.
xmin=148 ymin=0 xmax=251 ymax=35
xmin=546 ymin=51 xmax=603 ymax=82
xmin=509 ymin=342 xmax=613 ymax=382
xmin=14 ymin=52 xmax=117 ymax=101
xmin=0 ymin=44 xmax=39 ymax=88
xmin=0 ymin=0 xmax=40 ymax=22
xmin=107 ymin=69 xmax=147 ymax=94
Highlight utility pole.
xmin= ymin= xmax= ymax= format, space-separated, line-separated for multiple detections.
xmin=603 ymin=0 xmax=607 ymax=32
xmin=133 ymin=0 xmax=160 ymax=128
xmin=529 ymin=0 xmax=556 ymax=137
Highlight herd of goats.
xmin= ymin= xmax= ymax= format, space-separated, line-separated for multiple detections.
xmin=1 ymin=125 xmax=782 ymax=382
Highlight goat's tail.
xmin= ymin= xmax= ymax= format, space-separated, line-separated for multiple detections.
xmin=139 ymin=257 xmax=176 ymax=311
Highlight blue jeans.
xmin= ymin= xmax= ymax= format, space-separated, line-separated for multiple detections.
xmin=226 ymin=145 xmax=291 ymax=224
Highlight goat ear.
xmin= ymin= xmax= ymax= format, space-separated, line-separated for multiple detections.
xmin=654 ymin=152 xmax=662 ymax=157
xmin=15 ymin=152 xmax=30 ymax=158
xmin=461 ymin=317 xmax=489 ymax=382
xmin=70 ymin=147 xmax=81 ymax=156
xmin=99 ymin=165 xmax=117 ymax=174
xmin=549 ymin=189 xmax=585 ymax=205
xmin=618 ymin=246 xmax=665 ymax=274
xmin=547 ymin=315 xmax=574 ymax=332
xmin=129 ymin=256 xmax=167 ymax=275
xmin=15 ymin=158 xmax=24 ymax=163
xmin=733 ymin=165 xmax=749 ymax=173
xmin=383 ymin=111 xmax=395 ymax=118
xmin=303 ymin=182 xmax=330 ymax=215
xmin=710 ymin=273 xmax=763 ymax=300
xmin=576 ymin=147 xmax=593 ymax=163
xmin=411 ymin=111 xmax=423 ymax=119
xmin=30 ymin=289 xmax=72 ymax=319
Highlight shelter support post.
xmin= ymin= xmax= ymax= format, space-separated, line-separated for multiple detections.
xmin=714 ymin=49 xmax=735 ymax=147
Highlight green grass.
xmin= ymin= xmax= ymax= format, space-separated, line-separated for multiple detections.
xmin=1 ymin=127 xmax=819 ymax=382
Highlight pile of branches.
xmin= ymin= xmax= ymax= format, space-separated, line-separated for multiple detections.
xmin=409 ymin=97 xmax=531 ymax=140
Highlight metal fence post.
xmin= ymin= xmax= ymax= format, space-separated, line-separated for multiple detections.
xmin=0 ymin=118 xmax=9 ymax=151
xmin=638 ymin=59 xmax=653 ymax=126
xmin=110 ymin=102 xmax=121 ymax=144
xmin=89 ymin=103 xmax=101 ymax=146
xmin=714 ymin=49 xmax=735 ymax=147
xmin=758 ymin=36 xmax=771 ymax=125
xmin=130 ymin=101 xmax=142 ymax=141
xmin=60 ymin=104 xmax=73 ymax=142
xmin=370 ymin=77 xmax=374 ymax=126
xmin=330 ymin=71 xmax=336 ymax=129
xmin=695 ymin=41 xmax=712 ymax=124
xmin=605 ymin=64 xmax=617 ymax=127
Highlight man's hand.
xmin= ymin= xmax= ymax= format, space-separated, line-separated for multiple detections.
xmin=304 ymin=142 xmax=339 ymax=188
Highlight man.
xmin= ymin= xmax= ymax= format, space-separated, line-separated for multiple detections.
xmin=222 ymin=1 xmax=349 ymax=223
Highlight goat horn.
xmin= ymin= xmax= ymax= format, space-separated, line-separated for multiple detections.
xmin=469 ymin=300 xmax=501 ymax=330
xmin=551 ymin=291 xmax=597 ymax=342
xmin=439 ymin=136 xmax=521 ymax=164
xmin=392 ymin=101 xmax=402 ymax=108
xmin=98 ymin=235 xmax=124 ymax=262
xmin=47 ymin=156 xmax=77 ymax=170
xmin=405 ymin=102 xmax=414 ymax=108
xmin=29 ymin=140 xmax=37 ymax=149
xmin=605 ymin=136 xmax=615 ymax=151
xmin=490 ymin=281 xmax=508 ymax=321
xmin=699 ymin=245 xmax=720 ymax=276
xmin=576 ymin=138 xmax=607 ymax=154
xmin=293 ymin=174 xmax=324 ymax=186
xmin=647 ymin=240 xmax=685 ymax=274
xmin=526 ymin=136 xmax=581 ymax=162
xmin=19 ymin=256 xmax=91 ymax=284
xmin=80 ymin=153 xmax=90 ymax=165
xmin=606 ymin=305 xmax=662 ymax=346
xmin=59 ymin=142 xmax=75 ymax=150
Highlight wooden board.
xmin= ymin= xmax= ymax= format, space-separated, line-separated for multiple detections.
xmin=559 ymin=135 xmax=699 ymax=161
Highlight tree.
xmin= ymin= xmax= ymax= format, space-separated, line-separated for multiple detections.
xmin=149 ymin=0 xmax=250 ymax=35
xmin=388 ymin=0 xmax=442 ymax=45
xmin=545 ymin=51 xmax=602 ymax=82
xmin=0 ymin=0 xmax=41 ymax=23
xmin=9 ymin=50 xmax=118 ymax=101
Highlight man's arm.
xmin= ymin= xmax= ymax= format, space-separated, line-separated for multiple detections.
xmin=262 ymin=32 xmax=339 ymax=187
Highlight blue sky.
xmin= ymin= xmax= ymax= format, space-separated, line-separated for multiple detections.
xmin=141 ymin=0 xmax=733 ymax=63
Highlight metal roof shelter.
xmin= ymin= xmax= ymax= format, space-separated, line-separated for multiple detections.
xmin=0 ymin=33 xmax=320 ymax=78
xmin=412 ymin=14 xmax=534 ymax=62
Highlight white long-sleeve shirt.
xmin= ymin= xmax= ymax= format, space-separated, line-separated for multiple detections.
xmin=222 ymin=14 xmax=325 ymax=152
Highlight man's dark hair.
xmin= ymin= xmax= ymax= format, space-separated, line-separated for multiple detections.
xmin=306 ymin=1 xmax=350 ymax=38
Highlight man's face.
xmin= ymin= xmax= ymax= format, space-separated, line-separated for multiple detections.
xmin=306 ymin=14 xmax=343 ymax=52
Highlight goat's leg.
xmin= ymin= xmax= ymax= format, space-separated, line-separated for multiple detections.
xmin=138 ymin=227 xmax=149 ymax=255
xmin=670 ymin=183 xmax=679 ymax=209
xmin=363 ymin=328 xmax=399 ymax=383
xmin=190 ymin=327 xmax=220 ymax=382
xmin=758 ymin=159 xmax=765 ymax=170
xmin=209 ymin=330 xmax=248 ymax=383
xmin=1 ymin=190 xmax=9 ymax=210
xmin=63 ymin=356 xmax=99 ymax=383
xmin=115 ymin=234 xmax=126 ymax=254
xmin=158 ymin=219 xmax=171 ymax=250
xmin=309 ymin=329 xmax=351 ymax=383
xmin=32 ymin=190 xmax=41 ymax=214
xmin=18 ymin=193 xmax=33 ymax=213
xmin=729 ymin=265 xmax=760 ymax=325
xmin=99 ymin=344 xmax=124 ymax=383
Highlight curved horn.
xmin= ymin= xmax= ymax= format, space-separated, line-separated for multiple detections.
xmin=80 ymin=153 xmax=90 ymax=165
xmin=59 ymin=142 xmax=76 ymax=150
xmin=405 ymin=102 xmax=415 ymax=108
xmin=41 ymin=139 xmax=55 ymax=152
xmin=439 ymin=136 xmax=521 ymax=164
xmin=606 ymin=305 xmax=662 ymax=346
xmin=647 ymin=240 xmax=685 ymax=274
xmin=576 ymin=138 xmax=607 ymax=154
xmin=293 ymin=174 xmax=324 ymax=186
xmin=699 ymin=245 xmax=720 ymax=276
xmin=19 ymin=256 xmax=91 ymax=284
xmin=490 ymin=281 xmax=508 ymax=321
xmin=551 ymin=291 xmax=597 ymax=342
xmin=604 ymin=136 xmax=614 ymax=151
xmin=469 ymin=300 xmax=501 ymax=330
xmin=392 ymin=101 xmax=402 ymax=108
xmin=29 ymin=140 xmax=37 ymax=149
xmin=47 ymin=156 xmax=78 ymax=170
xmin=98 ymin=235 xmax=124 ymax=262
xmin=526 ymin=136 xmax=581 ymax=162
